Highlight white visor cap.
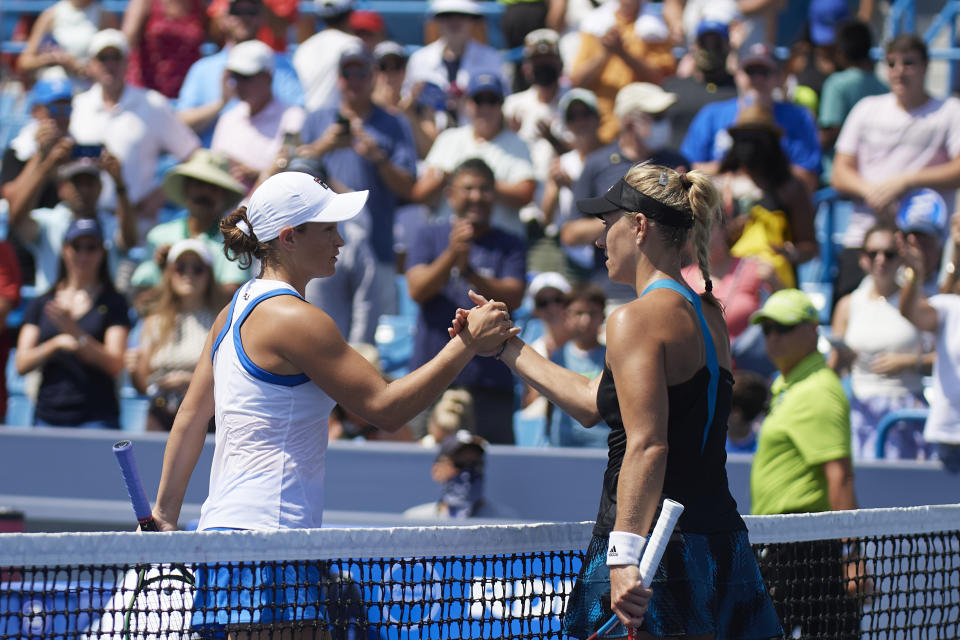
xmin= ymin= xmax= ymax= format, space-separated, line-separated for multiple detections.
xmin=241 ymin=172 xmax=368 ymax=242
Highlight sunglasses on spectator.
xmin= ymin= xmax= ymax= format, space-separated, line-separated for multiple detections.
xmin=69 ymin=240 xmax=103 ymax=254
xmin=472 ymin=93 xmax=502 ymax=106
xmin=341 ymin=67 xmax=372 ymax=79
xmin=229 ymin=4 xmax=260 ymax=16
xmin=760 ymin=321 xmax=796 ymax=336
xmin=45 ymin=102 xmax=72 ymax=116
xmin=566 ymin=107 xmax=595 ymax=121
xmin=744 ymin=66 xmax=773 ymax=77
xmin=535 ymin=295 xmax=565 ymax=309
xmin=96 ymin=52 xmax=123 ymax=63
xmin=174 ymin=261 xmax=208 ymax=276
xmin=378 ymin=60 xmax=405 ymax=72
xmin=865 ymin=249 xmax=899 ymax=261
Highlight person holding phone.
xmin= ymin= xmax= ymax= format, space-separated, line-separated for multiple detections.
xmin=12 ymin=147 xmax=136 ymax=293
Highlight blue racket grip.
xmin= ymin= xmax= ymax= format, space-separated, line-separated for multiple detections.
xmin=113 ymin=440 xmax=158 ymax=531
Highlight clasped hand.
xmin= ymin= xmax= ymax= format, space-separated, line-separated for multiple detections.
xmin=609 ymin=564 xmax=653 ymax=631
xmin=448 ymin=290 xmax=518 ymax=356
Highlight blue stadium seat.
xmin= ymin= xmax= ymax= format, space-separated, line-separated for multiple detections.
xmin=875 ymin=408 xmax=930 ymax=459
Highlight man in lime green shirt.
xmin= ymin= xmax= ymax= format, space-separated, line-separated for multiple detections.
xmin=748 ymin=289 xmax=866 ymax=636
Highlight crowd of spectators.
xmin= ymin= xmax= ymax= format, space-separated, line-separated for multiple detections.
xmin=1 ymin=0 xmax=959 ymax=476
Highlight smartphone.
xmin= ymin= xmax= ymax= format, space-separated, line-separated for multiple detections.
xmin=335 ymin=113 xmax=351 ymax=135
xmin=283 ymin=131 xmax=301 ymax=147
xmin=72 ymin=143 xmax=103 ymax=159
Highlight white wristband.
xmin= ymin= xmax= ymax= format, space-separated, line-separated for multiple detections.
xmin=606 ymin=531 xmax=646 ymax=566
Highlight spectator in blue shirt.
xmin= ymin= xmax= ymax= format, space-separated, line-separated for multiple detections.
xmin=176 ymin=0 xmax=303 ymax=147
xmin=301 ymin=44 xmax=418 ymax=320
xmin=405 ymin=158 xmax=526 ymax=444
xmin=680 ymin=43 xmax=821 ymax=193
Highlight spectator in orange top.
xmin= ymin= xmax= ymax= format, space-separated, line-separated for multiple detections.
xmin=208 ymin=0 xmax=301 ymax=52
xmin=570 ymin=0 xmax=676 ymax=143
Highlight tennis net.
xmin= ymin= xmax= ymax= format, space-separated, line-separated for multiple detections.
xmin=0 ymin=505 xmax=958 ymax=639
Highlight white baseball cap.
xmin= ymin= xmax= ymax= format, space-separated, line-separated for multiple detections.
xmin=314 ymin=0 xmax=354 ymax=18
xmin=241 ymin=172 xmax=368 ymax=242
xmin=167 ymin=238 xmax=213 ymax=267
xmin=226 ymin=40 xmax=274 ymax=76
xmin=88 ymin=29 xmax=129 ymax=58
xmin=432 ymin=0 xmax=482 ymax=17
xmin=614 ymin=82 xmax=677 ymax=119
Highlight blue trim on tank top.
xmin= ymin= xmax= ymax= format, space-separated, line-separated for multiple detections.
xmin=232 ymin=289 xmax=310 ymax=386
xmin=211 ymin=287 xmax=242 ymax=361
xmin=639 ymin=279 xmax=719 ymax=455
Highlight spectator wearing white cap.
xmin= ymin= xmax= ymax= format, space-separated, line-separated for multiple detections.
xmin=128 ymin=238 xmax=222 ymax=431
xmin=412 ymin=73 xmax=536 ymax=238
xmin=176 ymin=0 xmax=304 ymax=147
xmin=569 ymin=0 xmax=676 ymax=144
xmin=680 ymin=42 xmax=821 ymax=194
xmin=69 ymin=29 xmax=201 ymax=223
xmin=503 ymin=29 xmax=569 ymax=182
xmin=404 ymin=0 xmax=505 ymax=122
xmin=210 ymin=39 xmax=306 ymax=190
xmin=561 ymin=82 xmax=687 ymax=302
xmin=293 ymin=0 xmax=362 ymax=111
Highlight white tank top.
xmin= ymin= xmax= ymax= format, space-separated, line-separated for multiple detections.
xmin=845 ymin=276 xmax=926 ymax=399
xmin=51 ymin=0 xmax=101 ymax=60
xmin=198 ymin=279 xmax=335 ymax=531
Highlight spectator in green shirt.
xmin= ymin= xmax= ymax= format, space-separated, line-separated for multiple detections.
xmin=749 ymin=288 xmax=870 ymax=637
xmin=130 ymin=149 xmax=250 ymax=298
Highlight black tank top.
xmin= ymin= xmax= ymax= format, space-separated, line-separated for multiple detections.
xmin=592 ymin=362 xmax=745 ymax=537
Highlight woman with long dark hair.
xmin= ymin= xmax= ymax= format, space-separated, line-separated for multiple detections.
xmin=717 ymin=104 xmax=818 ymax=288
xmin=15 ymin=218 xmax=130 ymax=428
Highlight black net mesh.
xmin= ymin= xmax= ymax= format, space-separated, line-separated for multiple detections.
xmin=1 ymin=518 xmax=959 ymax=639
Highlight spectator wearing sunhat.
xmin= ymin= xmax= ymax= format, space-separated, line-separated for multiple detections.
xmin=177 ymin=0 xmax=305 ymax=147
xmin=70 ymin=29 xmax=200 ymax=220
xmin=404 ymin=0 xmax=504 ymax=120
xmin=293 ymin=0 xmax=362 ymax=111
xmin=17 ymin=148 xmax=135 ymax=294
xmin=2 ymin=77 xmax=77 ymax=231
xmin=130 ymin=149 xmax=250 ymax=295
xmin=680 ymin=42 xmax=821 ymax=194
xmin=569 ymin=0 xmax=676 ymax=144
xmin=561 ymin=82 xmax=686 ymax=302
xmin=413 ymin=73 xmax=536 ymax=237
xmin=503 ymin=29 xmax=568 ymax=182
xmin=210 ymin=39 xmax=306 ymax=189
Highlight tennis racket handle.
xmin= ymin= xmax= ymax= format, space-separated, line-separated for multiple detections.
xmin=112 ymin=440 xmax=158 ymax=530
xmin=638 ymin=499 xmax=684 ymax=588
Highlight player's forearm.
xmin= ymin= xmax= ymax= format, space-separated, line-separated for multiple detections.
xmin=498 ymin=337 xmax=601 ymax=426
xmin=154 ymin=393 xmax=213 ymax=523
xmin=369 ymin=337 xmax=476 ymax=429
xmin=612 ymin=442 xmax=667 ymax=535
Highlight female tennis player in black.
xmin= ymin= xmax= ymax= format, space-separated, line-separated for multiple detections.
xmin=458 ymin=163 xmax=782 ymax=639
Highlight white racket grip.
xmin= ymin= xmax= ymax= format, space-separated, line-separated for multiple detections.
xmin=637 ymin=499 xmax=684 ymax=588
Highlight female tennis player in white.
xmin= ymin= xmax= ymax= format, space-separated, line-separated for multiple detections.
xmin=149 ymin=171 xmax=516 ymax=636
xmin=457 ymin=163 xmax=782 ymax=639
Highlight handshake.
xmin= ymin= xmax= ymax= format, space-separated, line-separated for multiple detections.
xmin=449 ymin=290 xmax=520 ymax=358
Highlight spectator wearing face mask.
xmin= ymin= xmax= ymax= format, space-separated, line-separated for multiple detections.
xmin=560 ymin=82 xmax=686 ymax=303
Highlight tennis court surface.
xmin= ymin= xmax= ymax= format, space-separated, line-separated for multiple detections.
xmin=1 ymin=505 xmax=958 ymax=639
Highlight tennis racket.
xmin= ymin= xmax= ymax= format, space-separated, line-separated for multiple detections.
xmin=587 ymin=499 xmax=685 ymax=640
xmin=112 ymin=440 xmax=159 ymax=532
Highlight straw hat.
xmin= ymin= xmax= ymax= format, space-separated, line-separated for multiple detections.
xmin=163 ymin=149 xmax=248 ymax=210
xmin=728 ymin=103 xmax=782 ymax=138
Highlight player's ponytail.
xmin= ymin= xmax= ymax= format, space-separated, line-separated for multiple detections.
xmin=222 ymin=206 xmax=268 ymax=270
xmin=682 ymin=170 xmax=723 ymax=309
